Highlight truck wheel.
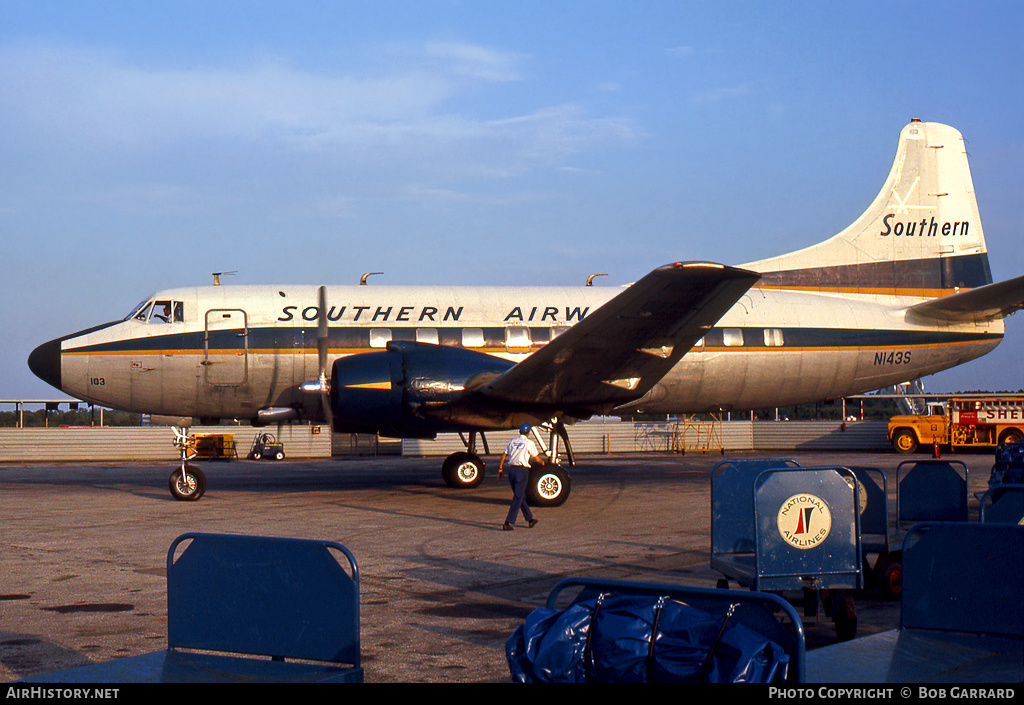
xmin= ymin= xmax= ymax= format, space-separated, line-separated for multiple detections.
xmin=892 ymin=429 xmax=918 ymax=454
xmin=998 ymin=428 xmax=1024 ymax=445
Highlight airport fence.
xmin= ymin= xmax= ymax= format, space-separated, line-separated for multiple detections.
xmin=0 ymin=419 xmax=891 ymax=463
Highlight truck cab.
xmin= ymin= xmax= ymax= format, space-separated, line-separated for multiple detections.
xmin=888 ymin=403 xmax=947 ymax=454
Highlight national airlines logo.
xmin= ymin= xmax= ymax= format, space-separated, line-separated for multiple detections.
xmin=777 ymin=493 xmax=832 ymax=549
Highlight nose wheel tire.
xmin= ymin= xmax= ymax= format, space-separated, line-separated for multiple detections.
xmin=169 ymin=463 xmax=207 ymax=501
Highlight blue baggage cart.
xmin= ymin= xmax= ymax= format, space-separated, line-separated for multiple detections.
xmin=807 ymin=522 xmax=1024 ymax=682
xmin=710 ymin=460 xmax=862 ymax=640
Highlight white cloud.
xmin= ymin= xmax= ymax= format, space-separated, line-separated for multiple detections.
xmin=665 ymin=45 xmax=696 ymax=58
xmin=693 ymin=82 xmax=754 ymax=105
xmin=0 ymin=39 xmax=634 ymax=178
xmin=423 ymin=41 xmax=523 ymax=82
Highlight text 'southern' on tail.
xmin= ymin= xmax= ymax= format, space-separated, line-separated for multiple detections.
xmin=741 ymin=120 xmax=991 ymax=299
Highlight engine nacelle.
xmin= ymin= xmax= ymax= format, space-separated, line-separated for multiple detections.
xmin=330 ymin=341 xmax=514 ymax=437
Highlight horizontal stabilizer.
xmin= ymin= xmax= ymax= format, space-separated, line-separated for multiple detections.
xmin=480 ymin=262 xmax=759 ymax=414
xmin=907 ymin=274 xmax=1024 ymax=323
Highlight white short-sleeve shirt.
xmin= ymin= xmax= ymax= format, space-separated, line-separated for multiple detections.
xmin=504 ymin=435 xmax=538 ymax=467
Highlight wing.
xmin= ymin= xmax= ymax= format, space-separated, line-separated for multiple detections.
xmin=479 ymin=262 xmax=759 ymax=415
xmin=907 ymin=274 xmax=1024 ymax=323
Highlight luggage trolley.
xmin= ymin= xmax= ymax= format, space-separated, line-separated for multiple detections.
xmin=895 ymin=459 xmax=969 ymax=528
xmin=710 ymin=457 xmax=801 ymax=585
xmin=806 ymin=522 xmax=1024 ymax=683
xmin=981 ymin=443 xmax=1024 ymax=524
xmin=845 ymin=467 xmax=900 ymax=599
xmin=710 ymin=459 xmax=863 ymax=640
xmin=980 ymin=484 xmax=1024 ymax=524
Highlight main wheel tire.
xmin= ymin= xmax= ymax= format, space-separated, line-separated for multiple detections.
xmin=892 ymin=429 xmax=918 ymax=454
xmin=169 ymin=463 xmax=206 ymax=501
xmin=441 ymin=452 xmax=485 ymax=489
xmin=527 ymin=463 xmax=571 ymax=507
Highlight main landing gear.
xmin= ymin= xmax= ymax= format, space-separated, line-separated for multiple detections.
xmin=440 ymin=422 xmax=574 ymax=507
xmin=169 ymin=427 xmax=207 ymax=501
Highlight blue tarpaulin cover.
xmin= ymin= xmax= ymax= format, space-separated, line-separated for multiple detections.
xmin=506 ymin=594 xmax=790 ymax=683
xmin=991 ymin=443 xmax=1024 ymax=487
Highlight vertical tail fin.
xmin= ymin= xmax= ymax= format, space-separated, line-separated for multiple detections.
xmin=741 ymin=120 xmax=992 ymax=297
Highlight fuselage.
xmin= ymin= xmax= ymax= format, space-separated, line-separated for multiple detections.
xmin=30 ymin=282 xmax=1003 ymax=423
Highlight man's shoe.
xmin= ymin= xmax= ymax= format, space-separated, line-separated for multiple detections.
xmin=502 ymin=523 xmax=514 ymax=531
xmin=528 ymin=519 xmax=538 ymax=528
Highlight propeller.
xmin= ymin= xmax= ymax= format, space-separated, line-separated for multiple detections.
xmin=301 ymin=285 xmax=333 ymax=428
xmin=316 ymin=285 xmax=333 ymax=428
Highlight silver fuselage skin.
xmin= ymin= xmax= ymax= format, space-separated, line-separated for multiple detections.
xmin=47 ymin=282 xmax=1001 ymax=422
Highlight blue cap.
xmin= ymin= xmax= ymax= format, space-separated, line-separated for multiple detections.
xmin=519 ymin=423 xmax=531 ymax=435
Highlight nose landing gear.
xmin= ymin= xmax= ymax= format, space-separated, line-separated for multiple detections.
xmin=169 ymin=427 xmax=207 ymax=501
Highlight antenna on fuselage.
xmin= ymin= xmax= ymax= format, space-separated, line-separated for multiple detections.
xmin=587 ymin=273 xmax=608 ymax=286
xmin=360 ymin=272 xmax=383 ymax=285
xmin=212 ymin=271 xmax=237 ymax=286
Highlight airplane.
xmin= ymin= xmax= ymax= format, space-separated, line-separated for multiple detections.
xmin=28 ymin=119 xmax=1024 ymax=504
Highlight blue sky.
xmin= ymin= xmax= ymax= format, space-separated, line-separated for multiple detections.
xmin=2 ymin=1 xmax=1023 ymax=401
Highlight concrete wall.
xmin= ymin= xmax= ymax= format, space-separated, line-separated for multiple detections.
xmin=0 ymin=418 xmax=891 ymax=463
xmin=403 ymin=418 xmax=891 ymax=456
xmin=0 ymin=425 xmax=333 ymax=463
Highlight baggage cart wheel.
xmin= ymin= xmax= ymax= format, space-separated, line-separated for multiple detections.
xmin=832 ymin=591 xmax=857 ymax=641
xmin=877 ymin=559 xmax=902 ymax=600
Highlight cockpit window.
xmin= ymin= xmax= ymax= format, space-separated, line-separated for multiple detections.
xmin=126 ymin=299 xmax=184 ymax=323
xmin=125 ymin=300 xmax=151 ymax=321
xmin=152 ymin=300 xmax=184 ymax=323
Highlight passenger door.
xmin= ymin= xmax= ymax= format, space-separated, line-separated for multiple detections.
xmin=203 ymin=309 xmax=249 ymax=386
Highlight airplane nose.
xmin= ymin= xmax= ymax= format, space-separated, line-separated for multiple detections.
xmin=28 ymin=338 xmax=62 ymax=391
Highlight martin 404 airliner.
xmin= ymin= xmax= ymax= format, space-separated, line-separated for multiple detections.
xmin=29 ymin=120 xmax=1024 ymax=504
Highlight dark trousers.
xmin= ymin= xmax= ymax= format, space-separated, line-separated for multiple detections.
xmin=505 ymin=466 xmax=534 ymax=525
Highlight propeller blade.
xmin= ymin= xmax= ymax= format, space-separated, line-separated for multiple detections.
xmin=317 ymin=285 xmax=333 ymax=428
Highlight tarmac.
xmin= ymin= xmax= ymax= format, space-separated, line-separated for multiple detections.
xmin=0 ymin=449 xmax=998 ymax=683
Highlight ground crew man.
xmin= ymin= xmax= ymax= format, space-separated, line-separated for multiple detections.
xmin=498 ymin=423 xmax=542 ymax=531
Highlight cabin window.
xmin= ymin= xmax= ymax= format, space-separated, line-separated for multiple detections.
xmin=763 ymin=328 xmax=784 ymax=347
xmin=505 ymin=326 xmax=532 ymax=353
xmin=369 ymin=329 xmax=392 ymax=348
xmin=550 ymin=324 xmax=569 ymax=340
xmin=462 ymin=328 xmax=485 ymax=348
xmin=416 ymin=328 xmax=439 ymax=345
xmin=722 ymin=328 xmax=744 ymax=347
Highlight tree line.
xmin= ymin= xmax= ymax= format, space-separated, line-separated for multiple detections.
xmin=0 ymin=408 xmax=142 ymax=428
